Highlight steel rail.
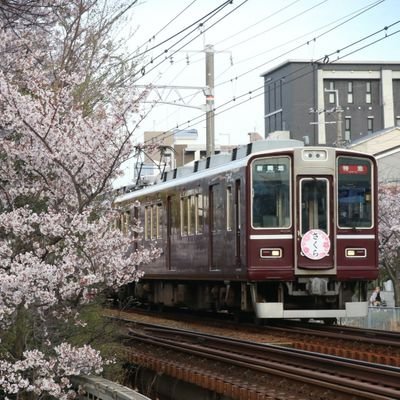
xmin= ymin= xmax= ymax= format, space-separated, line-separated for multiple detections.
xmin=127 ymin=325 xmax=400 ymax=400
xmin=271 ymin=320 xmax=400 ymax=347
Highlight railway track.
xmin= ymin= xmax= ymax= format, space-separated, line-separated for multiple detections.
xmin=273 ymin=320 xmax=400 ymax=347
xmin=106 ymin=307 xmax=400 ymax=366
xmin=125 ymin=322 xmax=400 ymax=400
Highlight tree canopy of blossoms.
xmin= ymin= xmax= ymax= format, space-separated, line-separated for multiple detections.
xmin=378 ymin=184 xmax=400 ymax=306
xmin=0 ymin=1 xmax=157 ymax=399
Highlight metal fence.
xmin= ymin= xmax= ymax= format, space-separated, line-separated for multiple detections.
xmin=71 ymin=376 xmax=151 ymax=400
xmin=340 ymin=306 xmax=400 ymax=331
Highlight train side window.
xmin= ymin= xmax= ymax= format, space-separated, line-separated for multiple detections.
xmin=122 ymin=211 xmax=130 ymax=235
xmin=226 ymin=186 xmax=233 ymax=231
xmin=151 ymin=205 xmax=155 ymax=239
xmin=113 ymin=213 xmax=122 ymax=231
xmin=188 ymin=195 xmax=196 ymax=236
xmin=196 ymin=193 xmax=204 ymax=235
xmin=156 ymin=203 xmax=162 ymax=239
xmin=144 ymin=206 xmax=150 ymax=240
xmin=180 ymin=197 xmax=188 ymax=236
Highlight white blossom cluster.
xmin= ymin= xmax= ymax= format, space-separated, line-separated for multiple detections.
xmin=0 ymin=1 xmax=157 ymax=398
xmin=0 ymin=345 xmax=103 ymax=399
xmin=378 ymin=186 xmax=400 ymax=259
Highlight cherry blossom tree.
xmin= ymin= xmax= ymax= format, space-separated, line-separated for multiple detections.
xmin=378 ymin=184 xmax=400 ymax=306
xmin=0 ymin=1 xmax=156 ymax=399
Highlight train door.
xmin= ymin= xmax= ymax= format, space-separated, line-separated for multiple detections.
xmin=296 ymin=176 xmax=334 ymax=270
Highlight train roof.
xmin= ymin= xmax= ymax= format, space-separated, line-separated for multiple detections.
xmin=113 ymin=140 xmax=372 ymax=204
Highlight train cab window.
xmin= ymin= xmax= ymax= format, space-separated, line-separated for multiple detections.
xmin=300 ymin=178 xmax=328 ymax=235
xmin=337 ymin=157 xmax=373 ymax=228
xmin=251 ymin=157 xmax=291 ymax=229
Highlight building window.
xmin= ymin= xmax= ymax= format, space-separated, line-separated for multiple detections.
xmin=328 ymin=81 xmax=335 ymax=104
xmin=267 ymin=85 xmax=272 ymax=113
xmin=367 ymin=117 xmax=374 ymax=134
xmin=366 ymin=81 xmax=372 ymax=104
xmin=347 ymin=81 xmax=353 ymax=104
xmin=345 ymin=117 xmax=351 ymax=141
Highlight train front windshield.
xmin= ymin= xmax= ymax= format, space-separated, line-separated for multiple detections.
xmin=337 ymin=157 xmax=373 ymax=228
xmin=251 ymin=157 xmax=291 ymax=229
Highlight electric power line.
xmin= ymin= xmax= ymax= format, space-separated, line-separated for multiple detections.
xmin=141 ymin=20 xmax=400 ymax=147
xmin=129 ymin=0 xmax=240 ymax=82
xmin=134 ymin=0 xmax=198 ymax=54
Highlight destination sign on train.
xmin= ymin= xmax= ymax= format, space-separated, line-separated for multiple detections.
xmin=256 ymin=164 xmax=286 ymax=173
xmin=339 ymin=165 xmax=368 ymax=175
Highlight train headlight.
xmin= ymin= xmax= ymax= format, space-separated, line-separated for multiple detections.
xmin=302 ymin=149 xmax=328 ymax=161
xmin=346 ymin=248 xmax=367 ymax=258
xmin=260 ymin=248 xmax=282 ymax=258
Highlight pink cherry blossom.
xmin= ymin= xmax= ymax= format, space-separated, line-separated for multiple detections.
xmin=378 ymin=184 xmax=400 ymax=306
xmin=0 ymin=1 xmax=157 ymax=398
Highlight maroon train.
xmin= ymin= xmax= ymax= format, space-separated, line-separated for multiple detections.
xmin=114 ymin=139 xmax=378 ymax=321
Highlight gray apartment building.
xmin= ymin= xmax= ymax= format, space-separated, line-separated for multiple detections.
xmin=261 ymin=60 xmax=400 ymax=145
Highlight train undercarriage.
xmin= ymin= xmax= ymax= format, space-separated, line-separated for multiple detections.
xmin=127 ymin=278 xmax=369 ymax=321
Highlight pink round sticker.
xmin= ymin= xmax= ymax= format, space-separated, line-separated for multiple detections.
xmin=301 ymin=229 xmax=330 ymax=260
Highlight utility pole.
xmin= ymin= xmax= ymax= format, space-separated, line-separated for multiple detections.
xmin=138 ymin=44 xmax=228 ymax=157
xmin=309 ymin=89 xmax=345 ymax=147
xmin=205 ymin=44 xmax=215 ymax=156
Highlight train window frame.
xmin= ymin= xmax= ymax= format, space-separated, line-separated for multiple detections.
xmin=250 ymin=156 xmax=292 ymax=230
xmin=337 ymin=156 xmax=373 ymax=230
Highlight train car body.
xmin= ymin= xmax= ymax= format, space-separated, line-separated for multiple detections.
xmin=114 ymin=140 xmax=378 ymax=320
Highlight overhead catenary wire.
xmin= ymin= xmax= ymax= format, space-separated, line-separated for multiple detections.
xmin=131 ymin=0 xmax=229 ymax=61
xmin=141 ymin=0 xmax=388 ymax=139
xmin=214 ymin=0 xmax=303 ymax=47
xmin=214 ymin=0 xmax=386 ymax=88
xmin=134 ymin=0 xmax=198 ymax=54
xmin=130 ymin=0 xmax=243 ymax=82
xmin=140 ymin=20 xmax=400 ymax=147
xmin=162 ymin=0 xmax=330 ymax=80
xmin=147 ymin=0 xmax=385 ymax=115
xmin=214 ymin=0 xmax=385 ymax=80
xmin=218 ymin=0 xmax=329 ymax=50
